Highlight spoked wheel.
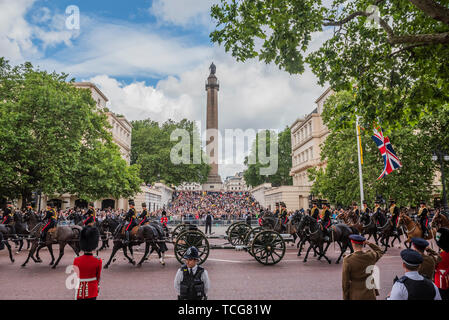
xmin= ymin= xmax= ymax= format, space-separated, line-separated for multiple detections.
xmin=174 ymin=230 xmax=209 ymax=265
xmin=251 ymin=230 xmax=286 ymax=265
xmin=245 ymin=227 xmax=264 ymax=256
xmin=171 ymin=224 xmax=195 ymax=241
xmin=228 ymin=223 xmax=252 ymax=246
xmin=225 ymin=221 xmax=247 ymax=236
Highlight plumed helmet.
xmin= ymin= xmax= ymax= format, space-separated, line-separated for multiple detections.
xmin=79 ymin=226 xmax=100 ymax=252
xmin=183 ymin=246 xmax=199 ymax=260
xmin=436 ymin=227 xmax=449 ymax=252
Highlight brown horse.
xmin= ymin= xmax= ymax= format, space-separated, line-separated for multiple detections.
xmin=21 ymin=211 xmax=81 ymax=268
xmin=336 ymin=210 xmax=363 ymax=234
xmin=397 ymin=212 xmax=436 ymax=248
xmin=430 ymin=210 xmax=449 ymax=230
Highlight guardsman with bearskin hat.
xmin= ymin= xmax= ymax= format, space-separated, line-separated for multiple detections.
xmin=73 ymin=226 xmax=102 ymax=300
xmin=138 ymin=202 xmax=149 ymax=226
xmin=160 ymin=210 xmax=168 ymax=227
xmin=83 ymin=203 xmax=96 ymax=226
xmin=124 ymin=200 xmax=137 ymax=244
xmin=39 ymin=201 xmax=58 ymax=245
xmin=417 ymin=200 xmax=429 ymax=238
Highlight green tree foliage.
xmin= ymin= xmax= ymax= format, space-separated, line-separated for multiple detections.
xmin=131 ymin=119 xmax=210 ymax=185
xmin=244 ymin=127 xmax=293 ymax=187
xmin=308 ymin=91 xmax=443 ymax=207
xmin=0 ymin=58 xmax=142 ymax=205
xmin=210 ymin=0 xmax=449 ymax=128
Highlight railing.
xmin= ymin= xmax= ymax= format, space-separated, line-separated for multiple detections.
xmin=167 ymin=218 xmax=259 ymax=227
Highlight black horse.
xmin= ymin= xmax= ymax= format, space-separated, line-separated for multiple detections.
xmin=0 ymin=224 xmax=15 ymax=263
xmin=360 ymin=214 xmax=379 ymax=245
xmin=299 ymin=215 xmax=355 ymax=264
xmin=102 ymin=218 xmax=167 ymax=269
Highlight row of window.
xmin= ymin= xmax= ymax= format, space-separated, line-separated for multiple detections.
xmin=293 ymin=121 xmax=312 ymax=145
xmin=293 ymin=147 xmax=313 ymax=166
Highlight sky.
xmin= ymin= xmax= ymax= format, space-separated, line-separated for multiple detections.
xmin=0 ymin=0 xmax=331 ymax=179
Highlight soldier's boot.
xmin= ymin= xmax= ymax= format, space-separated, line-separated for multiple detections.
xmin=124 ymin=231 xmax=130 ymax=245
xmin=323 ymin=228 xmax=330 ymax=242
xmin=39 ymin=232 xmax=46 ymax=245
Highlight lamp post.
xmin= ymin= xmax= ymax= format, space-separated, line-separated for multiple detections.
xmin=432 ymin=150 xmax=449 ymax=211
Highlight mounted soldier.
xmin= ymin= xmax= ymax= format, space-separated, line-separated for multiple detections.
xmin=389 ymin=199 xmax=400 ymax=235
xmin=1 ymin=202 xmax=16 ymax=235
xmin=361 ymin=200 xmax=371 ymax=219
xmin=310 ymin=200 xmax=319 ymax=220
xmin=124 ymin=200 xmax=137 ymax=245
xmin=279 ymin=202 xmax=288 ymax=232
xmin=352 ymin=202 xmax=360 ymax=218
xmin=319 ymin=201 xmax=332 ymax=242
xmin=372 ymin=199 xmax=385 ymax=227
xmin=138 ymin=202 xmax=149 ymax=226
xmin=417 ymin=200 xmax=430 ymax=238
xmin=39 ymin=201 xmax=58 ymax=245
xmin=83 ymin=203 xmax=96 ymax=226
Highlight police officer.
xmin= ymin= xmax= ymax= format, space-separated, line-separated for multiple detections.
xmin=40 ymin=202 xmax=58 ymax=245
xmin=417 ymin=200 xmax=429 ymax=238
xmin=342 ymin=235 xmax=384 ymax=300
xmin=174 ymin=246 xmax=210 ymax=300
xmin=138 ymin=203 xmax=149 ymax=226
xmin=83 ymin=203 xmax=96 ymax=226
xmin=388 ymin=248 xmax=441 ymax=300
xmin=73 ymin=226 xmax=102 ymax=300
xmin=310 ymin=200 xmax=319 ymax=220
xmin=389 ymin=199 xmax=400 ymax=235
xmin=319 ymin=202 xmax=332 ymax=242
xmin=411 ymin=237 xmax=441 ymax=280
xmin=124 ymin=200 xmax=137 ymax=245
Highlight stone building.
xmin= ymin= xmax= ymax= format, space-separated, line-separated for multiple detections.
xmin=223 ymin=172 xmax=247 ymax=191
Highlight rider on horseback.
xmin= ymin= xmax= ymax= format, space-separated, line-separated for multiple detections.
xmin=39 ymin=201 xmax=58 ymax=245
xmin=83 ymin=203 xmax=96 ymax=226
xmin=361 ymin=200 xmax=371 ymax=219
xmin=124 ymin=200 xmax=137 ymax=245
xmin=352 ymin=202 xmax=360 ymax=218
xmin=280 ymin=202 xmax=288 ymax=233
xmin=319 ymin=201 xmax=332 ymax=242
xmin=417 ymin=200 xmax=429 ymax=238
xmin=389 ymin=199 xmax=400 ymax=235
xmin=138 ymin=202 xmax=149 ymax=226
xmin=1 ymin=202 xmax=16 ymax=235
xmin=310 ymin=200 xmax=319 ymax=220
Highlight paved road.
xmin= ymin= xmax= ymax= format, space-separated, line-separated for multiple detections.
xmin=0 ymin=226 xmax=425 ymax=300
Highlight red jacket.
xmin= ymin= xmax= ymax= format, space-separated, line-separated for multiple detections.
xmin=160 ymin=216 xmax=168 ymax=227
xmin=73 ymin=253 xmax=102 ymax=299
xmin=435 ymin=251 xmax=449 ymax=290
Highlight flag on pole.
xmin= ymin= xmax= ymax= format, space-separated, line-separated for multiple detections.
xmin=371 ymin=126 xmax=402 ymax=180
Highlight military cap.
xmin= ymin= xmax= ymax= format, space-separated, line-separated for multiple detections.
xmin=79 ymin=226 xmax=100 ymax=252
xmin=363 ymin=200 xmax=368 ymax=204
xmin=352 ymin=201 xmax=357 ymax=206
xmin=141 ymin=202 xmax=147 ymax=208
xmin=375 ymin=199 xmax=381 ymax=204
xmin=435 ymin=227 xmax=449 ymax=252
xmin=47 ymin=201 xmax=56 ymax=207
xmin=280 ymin=202 xmax=286 ymax=207
xmin=411 ymin=237 xmax=429 ymax=250
xmin=312 ymin=200 xmax=317 ymax=205
xmin=419 ymin=200 xmax=426 ymax=205
xmin=275 ymin=202 xmax=280 ymax=206
xmin=389 ymin=199 xmax=396 ymax=204
xmin=349 ymin=234 xmax=366 ymax=244
xmin=128 ymin=199 xmax=135 ymax=206
xmin=183 ymin=246 xmax=199 ymax=260
xmin=400 ymin=248 xmax=423 ymax=267
xmin=88 ymin=202 xmax=94 ymax=207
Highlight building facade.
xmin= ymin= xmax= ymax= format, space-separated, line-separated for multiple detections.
xmin=223 ymin=172 xmax=247 ymax=191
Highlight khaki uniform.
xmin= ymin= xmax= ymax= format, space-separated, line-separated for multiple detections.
xmin=342 ymin=243 xmax=384 ymax=300
xmin=419 ymin=249 xmax=442 ymax=280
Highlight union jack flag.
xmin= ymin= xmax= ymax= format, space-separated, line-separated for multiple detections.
xmin=371 ymin=126 xmax=402 ymax=180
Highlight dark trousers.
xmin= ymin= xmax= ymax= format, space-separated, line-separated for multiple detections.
xmin=439 ymin=288 xmax=449 ymax=300
xmin=205 ymin=222 xmax=212 ymax=234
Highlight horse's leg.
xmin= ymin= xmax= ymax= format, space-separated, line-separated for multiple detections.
xmin=104 ymin=243 xmax=120 ymax=269
xmin=17 ymin=239 xmax=24 ymax=253
xmin=123 ymin=246 xmax=135 ymax=265
xmin=318 ymin=243 xmax=332 ymax=264
xmin=158 ymin=243 xmax=165 ymax=265
xmin=52 ymin=243 xmax=66 ymax=269
xmin=47 ymin=244 xmax=55 ymax=266
xmin=303 ymin=244 xmax=313 ymax=263
xmin=137 ymin=242 xmax=150 ymax=267
xmin=4 ymin=240 xmax=15 ymax=263
xmin=67 ymin=241 xmax=80 ymax=256
xmin=335 ymin=242 xmax=348 ymax=264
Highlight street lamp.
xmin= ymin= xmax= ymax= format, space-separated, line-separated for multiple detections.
xmin=432 ymin=150 xmax=449 ymax=211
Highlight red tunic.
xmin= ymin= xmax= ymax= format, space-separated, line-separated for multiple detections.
xmin=435 ymin=251 xmax=449 ymax=290
xmin=160 ymin=216 xmax=168 ymax=227
xmin=73 ymin=253 xmax=102 ymax=300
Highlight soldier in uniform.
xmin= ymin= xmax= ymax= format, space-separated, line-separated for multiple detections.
xmin=280 ymin=202 xmax=288 ymax=232
xmin=83 ymin=203 xmax=96 ymax=226
xmin=387 ymin=249 xmax=441 ymax=300
xmin=411 ymin=237 xmax=441 ymax=280
xmin=361 ymin=200 xmax=371 ymax=218
xmin=352 ymin=202 xmax=360 ymax=218
xmin=389 ymin=199 xmax=400 ymax=235
xmin=138 ymin=203 xmax=149 ymax=226
xmin=435 ymin=227 xmax=449 ymax=300
xmin=124 ymin=200 xmax=137 ymax=245
xmin=319 ymin=202 xmax=332 ymax=242
xmin=39 ymin=202 xmax=58 ymax=245
xmin=417 ymin=200 xmax=429 ymax=238
xmin=310 ymin=200 xmax=319 ymax=220
xmin=372 ymin=199 xmax=384 ymax=226
xmin=1 ymin=202 xmax=15 ymax=235
xmin=73 ymin=226 xmax=102 ymax=300
xmin=174 ymin=246 xmax=210 ymax=300
xmin=274 ymin=202 xmax=280 ymax=218
xmin=342 ymin=235 xmax=384 ymax=300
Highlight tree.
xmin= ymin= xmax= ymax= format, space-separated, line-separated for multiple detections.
xmin=131 ymin=119 xmax=210 ymax=185
xmin=307 ymin=90 xmax=439 ymax=207
xmin=0 ymin=58 xmax=142 ymax=205
xmin=244 ymin=127 xmax=293 ymax=187
xmin=210 ymin=0 xmax=449 ymax=128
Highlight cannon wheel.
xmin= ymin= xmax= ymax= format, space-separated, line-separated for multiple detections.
xmin=250 ymin=230 xmax=285 ymax=265
xmin=228 ymin=223 xmax=252 ymax=246
xmin=245 ymin=227 xmax=264 ymax=256
xmin=174 ymin=230 xmax=209 ymax=265
xmin=225 ymin=221 xmax=247 ymax=236
xmin=171 ymin=224 xmax=190 ymax=241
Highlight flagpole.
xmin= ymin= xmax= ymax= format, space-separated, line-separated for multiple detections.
xmin=356 ymin=112 xmax=365 ymax=206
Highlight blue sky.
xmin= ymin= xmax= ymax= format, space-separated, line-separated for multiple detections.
xmin=1 ymin=0 xmax=331 ymax=178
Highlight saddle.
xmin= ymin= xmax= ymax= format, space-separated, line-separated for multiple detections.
xmin=120 ymin=225 xmax=139 ymax=237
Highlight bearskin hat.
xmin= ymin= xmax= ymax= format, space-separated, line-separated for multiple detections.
xmin=436 ymin=227 xmax=449 ymax=252
xmin=79 ymin=226 xmax=100 ymax=252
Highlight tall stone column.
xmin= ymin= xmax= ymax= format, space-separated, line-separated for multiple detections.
xmin=203 ymin=63 xmax=222 ymax=191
